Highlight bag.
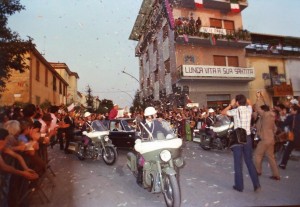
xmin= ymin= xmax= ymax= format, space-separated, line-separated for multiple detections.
xmin=229 ymin=127 xmax=247 ymax=148
xmin=288 ymin=131 xmax=294 ymax=141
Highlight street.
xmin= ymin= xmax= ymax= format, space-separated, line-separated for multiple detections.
xmin=32 ymin=141 xmax=300 ymax=207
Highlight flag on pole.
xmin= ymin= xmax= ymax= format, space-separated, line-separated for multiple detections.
xmin=183 ymin=34 xmax=189 ymax=43
xmin=194 ymin=0 xmax=203 ymax=9
xmin=230 ymin=3 xmax=240 ymax=13
xmin=209 ymin=34 xmax=216 ymax=45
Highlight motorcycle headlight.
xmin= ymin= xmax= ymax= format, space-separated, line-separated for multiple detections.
xmin=104 ymin=135 xmax=109 ymax=142
xmin=160 ymin=150 xmax=171 ymax=162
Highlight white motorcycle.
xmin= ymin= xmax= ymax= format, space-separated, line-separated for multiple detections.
xmin=127 ymin=119 xmax=184 ymax=207
xmin=72 ymin=120 xmax=118 ymax=165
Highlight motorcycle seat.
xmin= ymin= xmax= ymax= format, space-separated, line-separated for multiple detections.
xmin=134 ymin=138 xmax=182 ymax=154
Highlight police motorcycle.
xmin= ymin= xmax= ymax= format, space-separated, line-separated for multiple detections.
xmin=127 ymin=116 xmax=184 ymax=207
xmin=72 ymin=120 xmax=117 ymax=165
xmin=196 ymin=115 xmax=234 ymax=150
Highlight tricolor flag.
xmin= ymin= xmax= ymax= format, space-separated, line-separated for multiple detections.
xmin=209 ymin=34 xmax=216 ymax=46
xmin=183 ymin=34 xmax=189 ymax=43
xmin=194 ymin=0 xmax=203 ymax=9
xmin=230 ymin=3 xmax=240 ymax=13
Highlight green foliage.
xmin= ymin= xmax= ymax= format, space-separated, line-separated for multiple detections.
xmin=130 ymin=90 xmax=145 ymax=114
xmin=0 ymin=0 xmax=34 ymax=94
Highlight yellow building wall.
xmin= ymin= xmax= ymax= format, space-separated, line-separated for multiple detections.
xmin=0 ymin=51 xmax=65 ymax=106
xmin=247 ymin=56 xmax=285 ymax=105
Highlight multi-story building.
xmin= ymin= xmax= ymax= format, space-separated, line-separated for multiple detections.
xmin=246 ymin=33 xmax=300 ymax=106
xmin=0 ymin=47 xmax=68 ymax=106
xmin=50 ymin=62 xmax=80 ymax=105
xmin=130 ymin=0 xmax=252 ymax=109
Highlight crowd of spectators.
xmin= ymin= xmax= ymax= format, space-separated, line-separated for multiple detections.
xmin=0 ymin=95 xmax=299 ymax=205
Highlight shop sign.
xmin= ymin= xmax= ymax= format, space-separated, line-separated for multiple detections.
xmin=182 ymin=65 xmax=255 ymax=78
xmin=273 ymin=83 xmax=293 ymax=97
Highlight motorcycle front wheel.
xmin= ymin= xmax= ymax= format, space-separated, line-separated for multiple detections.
xmin=163 ymin=174 xmax=181 ymax=207
xmin=102 ymin=146 xmax=117 ymax=165
xmin=199 ymin=134 xmax=211 ymax=150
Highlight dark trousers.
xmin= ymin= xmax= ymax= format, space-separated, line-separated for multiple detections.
xmin=280 ymin=141 xmax=295 ymax=166
xmin=64 ymin=131 xmax=73 ymax=151
xmin=232 ymin=136 xmax=260 ymax=191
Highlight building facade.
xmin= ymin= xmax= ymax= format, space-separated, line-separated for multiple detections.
xmin=246 ymin=33 xmax=300 ymax=106
xmin=130 ymin=0 xmax=253 ymax=109
xmin=0 ymin=47 xmax=68 ymax=106
xmin=50 ymin=62 xmax=80 ymax=105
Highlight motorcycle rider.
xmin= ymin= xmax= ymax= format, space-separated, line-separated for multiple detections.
xmin=81 ymin=112 xmax=93 ymax=153
xmin=205 ymin=108 xmax=217 ymax=144
xmin=136 ymin=106 xmax=169 ymax=186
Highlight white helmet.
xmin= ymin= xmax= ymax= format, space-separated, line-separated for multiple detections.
xmin=84 ymin=112 xmax=91 ymax=118
xmin=144 ymin=107 xmax=157 ymax=116
xmin=208 ymin=108 xmax=215 ymax=113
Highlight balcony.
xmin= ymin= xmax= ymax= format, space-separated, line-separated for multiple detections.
xmin=175 ymin=26 xmax=251 ymax=48
xmin=176 ymin=0 xmax=248 ymax=12
xmin=178 ymin=65 xmax=255 ymax=81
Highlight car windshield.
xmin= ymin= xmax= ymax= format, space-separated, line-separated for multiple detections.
xmin=91 ymin=120 xmax=108 ymax=131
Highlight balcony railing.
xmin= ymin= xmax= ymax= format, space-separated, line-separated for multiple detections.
xmin=175 ymin=24 xmax=251 ymax=48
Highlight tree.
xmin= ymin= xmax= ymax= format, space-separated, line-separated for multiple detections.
xmin=130 ymin=90 xmax=145 ymax=114
xmin=0 ymin=0 xmax=34 ymax=94
xmin=85 ymin=85 xmax=94 ymax=112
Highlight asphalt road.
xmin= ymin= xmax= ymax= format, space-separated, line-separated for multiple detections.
xmin=31 ymin=141 xmax=300 ymax=207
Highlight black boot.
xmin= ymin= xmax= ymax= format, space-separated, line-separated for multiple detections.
xmin=136 ymin=167 xmax=143 ymax=187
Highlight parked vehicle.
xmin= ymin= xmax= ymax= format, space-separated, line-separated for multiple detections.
xmin=71 ymin=120 xmax=117 ymax=165
xmin=108 ymin=118 xmax=140 ymax=149
xmin=127 ymin=119 xmax=184 ymax=207
xmin=195 ymin=115 xmax=234 ymax=150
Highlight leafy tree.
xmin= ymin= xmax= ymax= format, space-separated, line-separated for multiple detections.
xmin=85 ymin=85 xmax=94 ymax=112
xmin=0 ymin=0 xmax=34 ymax=93
xmin=130 ymin=90 xmax=145 ymax=114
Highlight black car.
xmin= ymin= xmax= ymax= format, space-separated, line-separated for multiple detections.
xmin=108 ymin=118 xmax=140 ymax=149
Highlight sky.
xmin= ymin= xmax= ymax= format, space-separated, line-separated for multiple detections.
xmin=7 ymin=0 xmax=300 ymax=107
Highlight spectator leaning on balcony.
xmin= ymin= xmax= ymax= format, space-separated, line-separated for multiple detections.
xmin=253 ymin=91 xmax=280 ymax=180
xmin=196 ymin=17 xmax=202 ymax=33
xmin=221 ymin=94 xmax=261 ymax=192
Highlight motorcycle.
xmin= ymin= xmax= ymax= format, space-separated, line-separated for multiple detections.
xmin=72 ymin=120 xmax=117 ymax=165
xmin=127 ymin=119 xmax=184 ymax=207
xmin=195 ymin=115 xmax=234 ymax=150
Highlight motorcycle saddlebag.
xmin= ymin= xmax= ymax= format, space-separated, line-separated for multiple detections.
xmin=127 ymin=152 xmax=137 ymax=171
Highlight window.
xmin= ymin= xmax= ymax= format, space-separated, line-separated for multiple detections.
xmin=224 ymin=20 xmax=235 ymax=34
xmin=59 ymin=81 xmax=62 ymax=94
xmin=36 ymin=60 xmax=40 ymax=81
xmin=164 ymin=58 xmax=170 ymax=73
xmin=163 ymin=24 xmax=168 ymax=40
xmin=213 ymin=55 xmax=226 ymax=66
xmin=227 ymin=56 xmax=238 ymax=67
xmin=153 ymin=39 xmax=158 ymax=53
xmin=35 ymin=96 xmax=41 ymax=105
xmin=214 ymin=55 xmax=239 ymax=67
xmin=147 ymin=78 xmax=150 ymax=87
xmin=154 ymin=69 xmax=159 ymax=82
xmin=53 ymin=76 xmax=57 ymax=91
xmin=145 ymin=50 xmax=149 ymax=62
xmin=269 ymin=66 xmax=279 ymax=86
xmin=45 ymin=68 xmax=48 ymax=86
xmin=210 ymin=18 xmax=222 ymax=28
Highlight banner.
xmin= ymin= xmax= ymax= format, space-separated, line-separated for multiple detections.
xmin=182 ymin=65 xmax=255 ymax=78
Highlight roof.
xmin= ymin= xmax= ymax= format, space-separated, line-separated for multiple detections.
xmin=129 ymin=0 xmax=156 ymax=41
xmin=250 ymin=32 xmax=300 ymax=47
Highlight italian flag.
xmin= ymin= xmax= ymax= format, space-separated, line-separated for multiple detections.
xmin=231 ymin=3 xmax=240 ymax=13
xmin=195 ymin=0 xmax=203 ymax=9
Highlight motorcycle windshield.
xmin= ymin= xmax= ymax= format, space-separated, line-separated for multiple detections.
xmin=140 ymin=119 xmax=176 ymax=140
xmin=91 ymin=120 xmax=108 ymax=131
xmin=212 ymin=115 xmax=232 ymax=128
